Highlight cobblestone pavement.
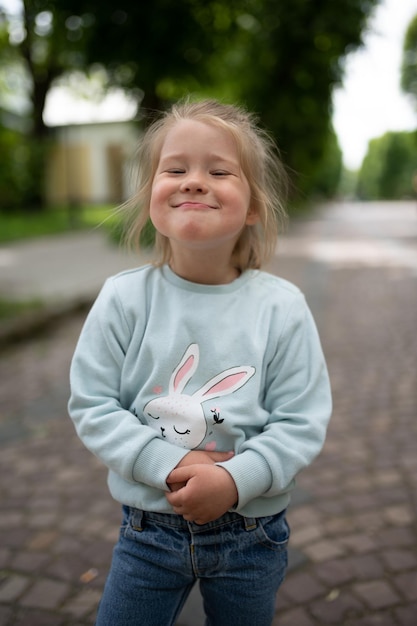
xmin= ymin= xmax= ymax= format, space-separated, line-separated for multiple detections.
xmin=1 ymin=201 xmax=417 ymax=625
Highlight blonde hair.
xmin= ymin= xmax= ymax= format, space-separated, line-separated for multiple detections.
xmin=123 ymin=97 xmax=289 ymax=270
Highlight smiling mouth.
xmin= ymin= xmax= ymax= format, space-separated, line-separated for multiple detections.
xmin=175 ymin=201 xmax=217 ymax=210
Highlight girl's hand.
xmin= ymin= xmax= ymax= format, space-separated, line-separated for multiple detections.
xmin=166 ymin=464 xmax=238 ymax=524
xmin=167 ymin=450 xmax=234 ymax=491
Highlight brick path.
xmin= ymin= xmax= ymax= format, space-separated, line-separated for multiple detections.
xmin=273 ymin=266 xmax=417 ymax=625
xmin=0 ymin=202 xmax=416 ymax=625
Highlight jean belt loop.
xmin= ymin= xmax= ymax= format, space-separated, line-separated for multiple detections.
xmin=131 ymin=507 xmax=144 ymax=532
xmin=243 ymin=516 xmax=257 ymax=531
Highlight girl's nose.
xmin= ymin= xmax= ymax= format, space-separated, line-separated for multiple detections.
xmin=180 ymin=174 xmax=207 ymax=193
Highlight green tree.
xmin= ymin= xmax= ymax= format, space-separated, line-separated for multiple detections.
xmin=308 ymin=127 xmax=343 ymax=199
xmin=401 ymin=12 xmax=417 ymax=105
xmin=0 ymin=127 xmax=28 ymax=208
xmin=61 ymin=0 xmax=380 ymax=197
xmin=0 ymin=0 xmax=95 ymax=208
xmin=0 ymin=0 xmax=380 ymax=208
xmin=357 ymin=131 xmax=417 ymax=200
xmin=0 ymin=0 xmax=223 ymax=208
xmin=223 ymin=0 xmax=379 ymax=196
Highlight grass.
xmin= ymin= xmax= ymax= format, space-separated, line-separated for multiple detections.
xmin=0 ymin=297 xmax=44 ymax=321
xmin=0 ymin=204 xmax=118 ymax=244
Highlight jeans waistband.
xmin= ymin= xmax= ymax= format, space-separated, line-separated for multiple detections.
xmin=124 ymin=506 xmax=258 ymax=533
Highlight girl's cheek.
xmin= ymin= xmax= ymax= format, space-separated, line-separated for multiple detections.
xmin=149 ymin=187 xmax=162 ymax=209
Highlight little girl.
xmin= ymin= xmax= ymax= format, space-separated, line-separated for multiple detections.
xmin=68 ymin=98 xmax=332 ymax=626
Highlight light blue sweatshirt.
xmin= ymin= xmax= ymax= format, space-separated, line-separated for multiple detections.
xmin=68 ymin=264 xmax=332 ymax=518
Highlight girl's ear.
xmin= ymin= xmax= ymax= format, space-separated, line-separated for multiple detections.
xmin=245 ymin=206 xmax=259 ymax=225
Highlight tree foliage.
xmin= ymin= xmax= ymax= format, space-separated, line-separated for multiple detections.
xmin=209 ymin=0 xmax=378 ymax=195
xmin=401 ymin=12 xmax=417 ymax=105
xmin=0 ymin=127 xmax=28 ymax=208
xmin=0 ymin=0 xmax=380 ymax=208
xmin=0 ymin=0 xmax=97 ymax=207
xmin=61 ymin=0 xmax=378 ymax=196
xmin=357 ymin=131 xmax=417 ymax=200
xmin=0 ymin=0 xmax=97 ymax=138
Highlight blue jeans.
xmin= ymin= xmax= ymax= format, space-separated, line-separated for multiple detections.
xmin=95 ymin=506 xmax=289 ymax=626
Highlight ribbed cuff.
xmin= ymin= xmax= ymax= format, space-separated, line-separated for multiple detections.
xmin=133 ymin=438 xmax=189 ymax=490
xmin=216 ymin=449 xmax=272 ymax=509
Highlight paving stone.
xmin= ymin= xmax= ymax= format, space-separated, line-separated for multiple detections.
xmin=310 ymin=590 xmax=364 ymax=623
xmin=5 ymin=528 xmax=28 ymax=550
xmin=280 ymin=572 xmax=326 ymax=603
xmin=344 ymin=475 xmax=374 ymax=493
xmin=395 ymin=601 xmax=417 ymax=625
xmin=352 ymin=613 xmax=401 ymax=625
xmin=0 ymin=575 xmax=31 ymax=602
xmin=383 ymin=505 xmax=414 ymax=526
xmin=59 ymin=513 xmax=85 ymax=533
xmin=338 ymin=533 xmax=378 ymax=554
xmin=353 ymin=510 xmax=387 ymax=533
xmin=315 ymin=558 xmax=355 ymax=586
xmin=27 ymin=512 xmax=59 ymax=529
xmin=274 ymin=607 xmax=316 ymax=626
xmin=44 ymin=553 xmax=90 ymax=582
xmin=19 ymin=579 xmax=71 ymax=610
xmin=275 ymin=590 xmax=292 ymax=611
xmin=26 ymin=530 xmax=59 ymax=551
xmin=101 ymin=526 xmax=120 ymax=544
xmin=344 ymin=554 xmax=385 ymax=581
xmin=13 ymin=609 xmax=66 ymax=625
xmin=323 ymin=516 xmax=355 ymax=536
xmin=0 ymin=548 xmax=12 ymax=569
xmin=289 ymin=524 xmax=323 ymax=547
xmin=61 ymin=588 xmax=102 ymax=619
xmin=0 ymin=607 xmax=13 ymax=626
xmin=0 ymin=512 xmax=24 ymax=529
xmin=353 ymin=580 xmax=402 ymax=610
xmin=380 ymin=549 xmax=417 ymax=572
xmin=393 ymin=572 xmax=417 ymax=601
xmin=302 ymin=539 xmax=346 ymax=562
xmin=374 ymin=469 xmax=403 ymax=487
xmin=375 ymin=527 xmax=416 ymax=548
xmin=316 ymin=500 xmax=347 ymax=516
xmin=11 ymin=552 xmax=51 ymax=573
xmin=53 ymin=535 xmax=85 ymax=555
xmin=286 ymin=505 xmax=322 ymax=527
xmin=344 ymin=493 xmax=381 ymax=511
xmin=79 ymin=516 xmax=112 ymax=538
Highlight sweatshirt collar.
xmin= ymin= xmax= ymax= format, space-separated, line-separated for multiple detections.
xmin=161 ymin=264 xmax=255 ymax=294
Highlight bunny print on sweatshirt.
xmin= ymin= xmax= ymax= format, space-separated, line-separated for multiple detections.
xmin=143 ymin=343 xmax=255 ymax=450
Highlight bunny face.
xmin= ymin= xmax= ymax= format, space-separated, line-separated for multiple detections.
xmin=142 ymin=343 xmax=255 ymax=450
xmin=144 ymin=395 xmax=207 ymax=448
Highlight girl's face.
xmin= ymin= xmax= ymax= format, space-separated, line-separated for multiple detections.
xmin=149 ymin=119 xmax=257 ymax=262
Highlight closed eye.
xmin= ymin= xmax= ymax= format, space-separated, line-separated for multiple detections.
xmin=147 ymin=413 xmax=159 ymax=420
xmin=173 ymin=426 xmax=191 ymax=435
xmin=211 ymin=170 xmax=230 ymax=176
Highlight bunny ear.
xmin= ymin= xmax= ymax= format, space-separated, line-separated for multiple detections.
xmin=169 ymin=344 xmax=200 ymax=394
xmin=194 ymin=366 xmax=255 ymax=401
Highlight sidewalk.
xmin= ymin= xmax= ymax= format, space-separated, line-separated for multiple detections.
xmin=1 ymin=203 xmax=417 ymax=625
xmin=0 ymin=231 xmax=150 ymax=346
